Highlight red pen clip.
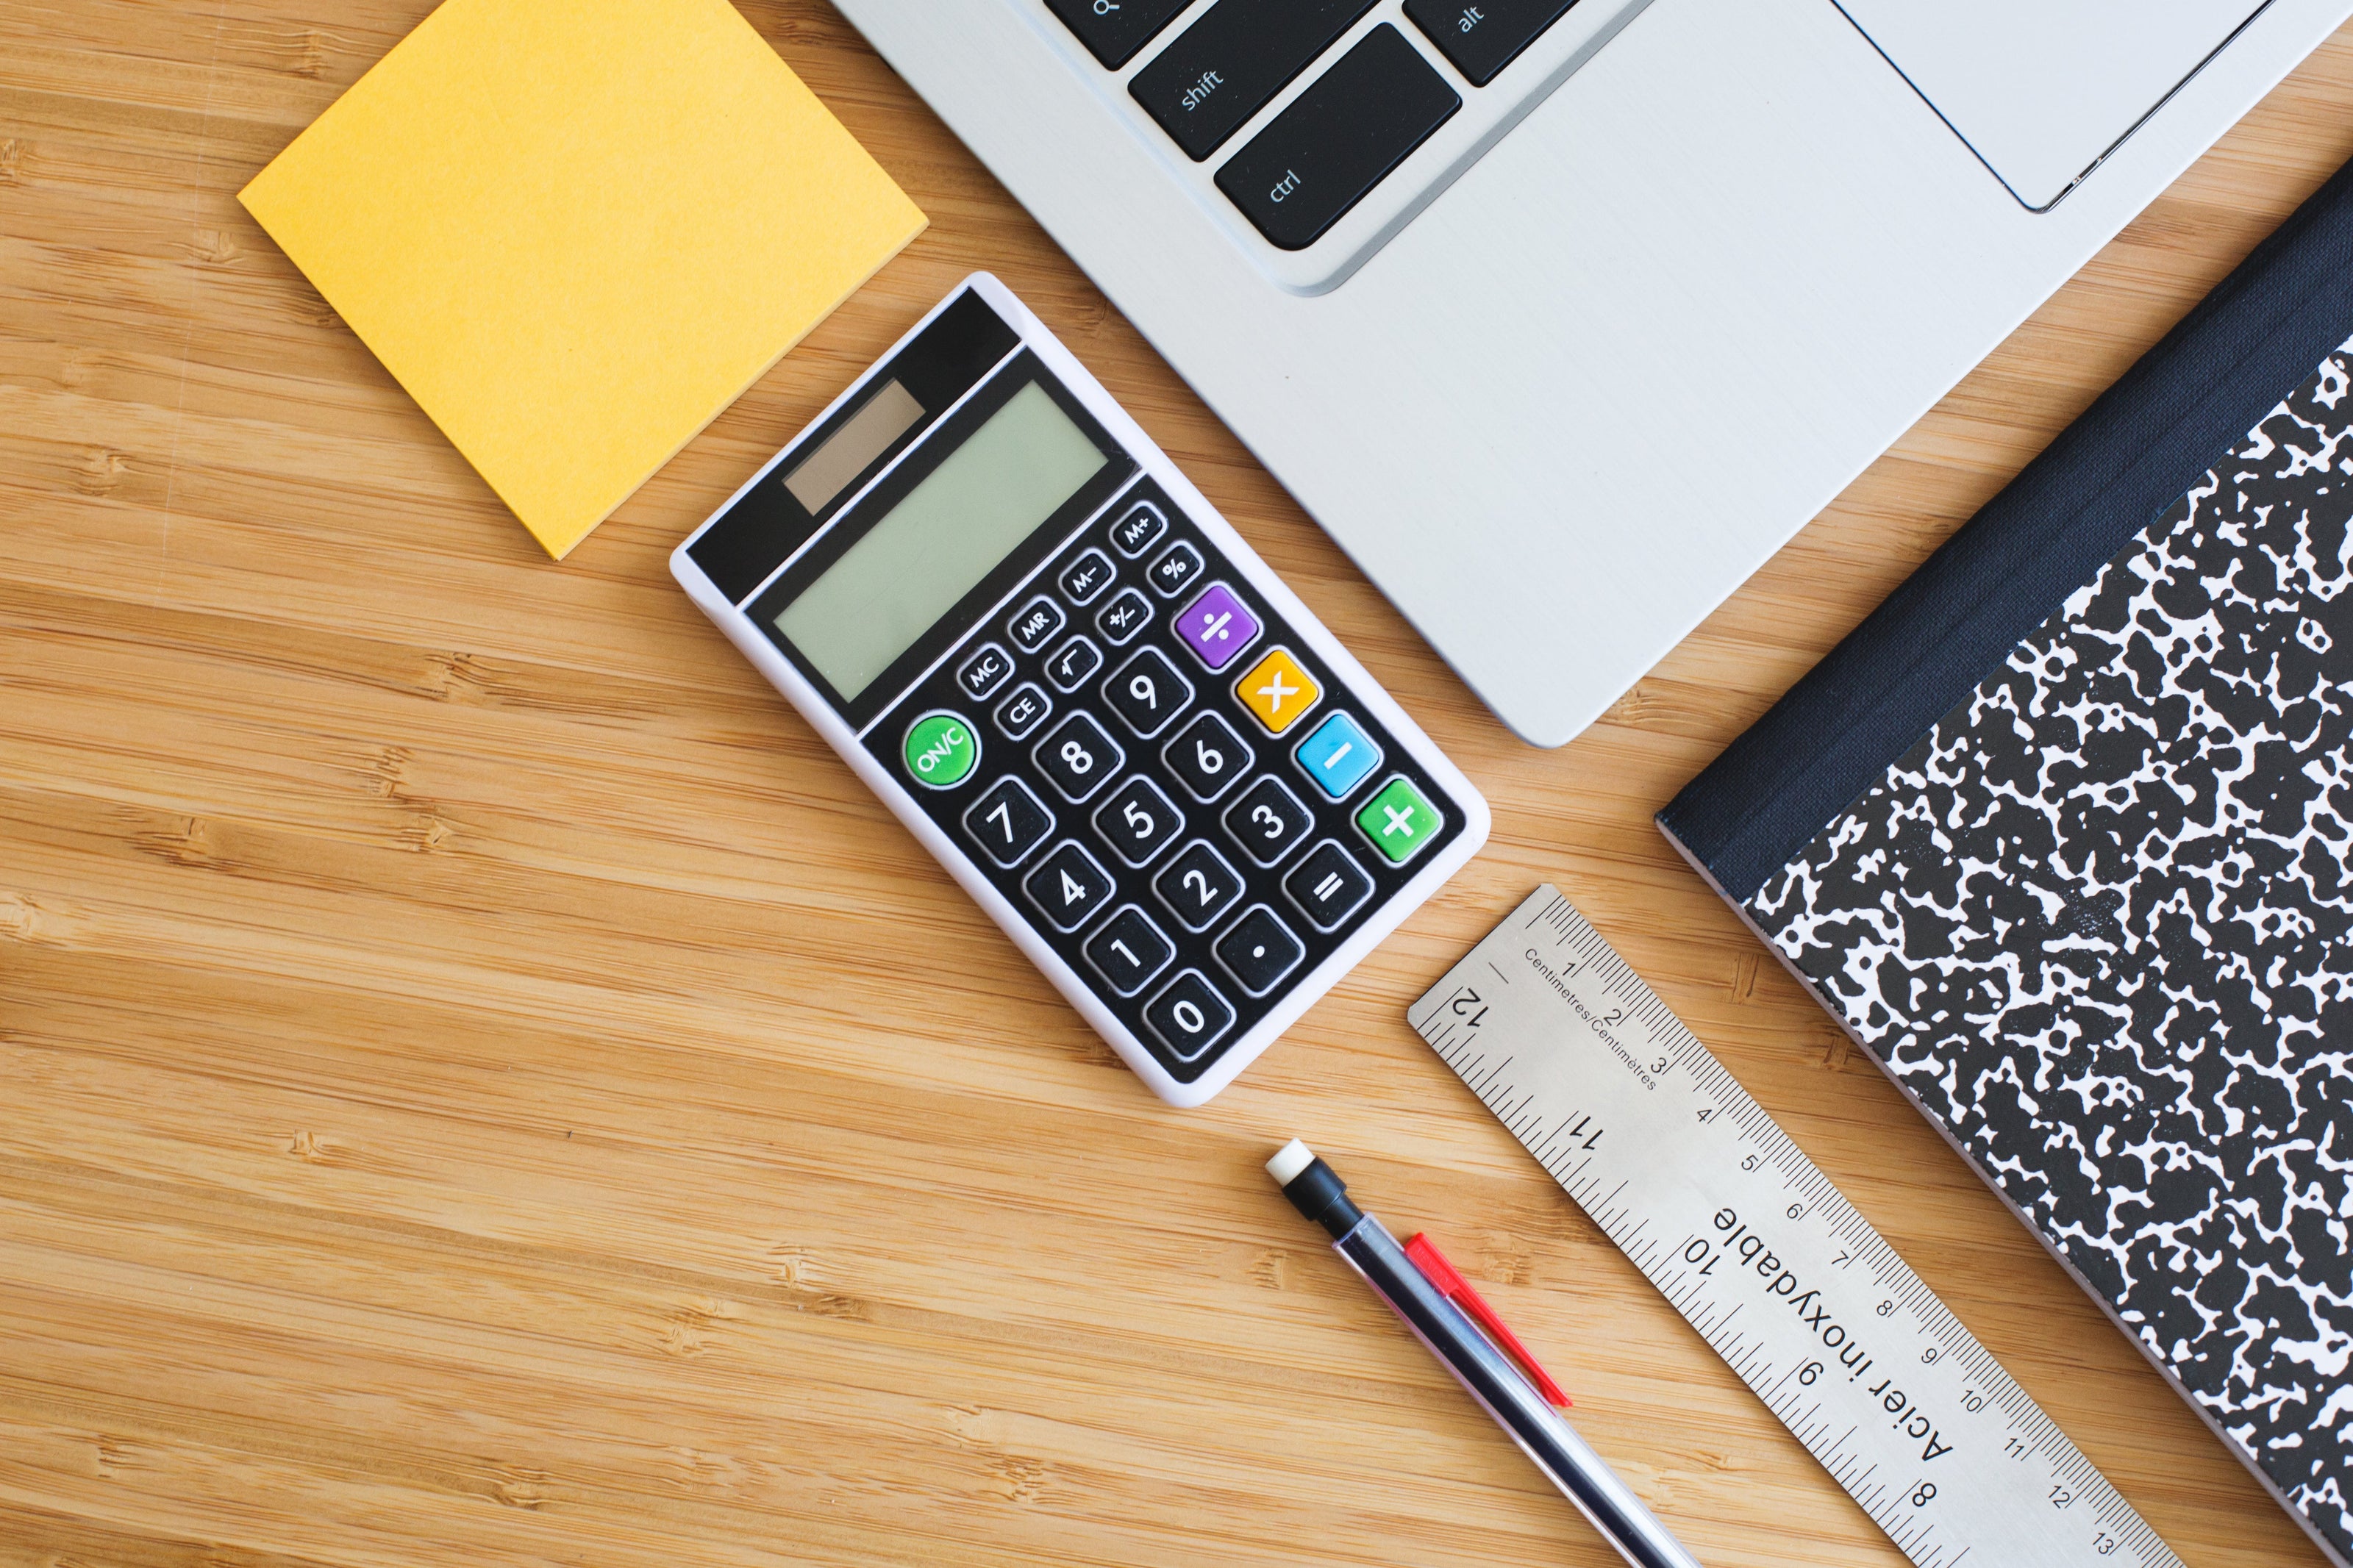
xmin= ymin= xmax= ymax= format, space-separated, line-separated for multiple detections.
xmin=1404 ymin=1232 xmax=1571 ymax=1407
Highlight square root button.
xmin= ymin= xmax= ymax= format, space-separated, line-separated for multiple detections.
xmin=1174 ymin=583 xmax=1260 ymax=670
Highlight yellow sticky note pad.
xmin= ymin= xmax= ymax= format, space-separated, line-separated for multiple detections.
xmin=240 ymin=0 xmax=926 ymax=559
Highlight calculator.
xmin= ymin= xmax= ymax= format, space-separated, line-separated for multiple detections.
xmin=671 ymin=275 xmax=1488 ymax=1106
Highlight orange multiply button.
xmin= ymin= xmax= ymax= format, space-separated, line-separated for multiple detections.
xmin=1235 ymin=647 xmax=1321 ymax=734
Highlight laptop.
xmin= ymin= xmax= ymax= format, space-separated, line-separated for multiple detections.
xmin=832 ymin=0 xmax=2352 ymax=745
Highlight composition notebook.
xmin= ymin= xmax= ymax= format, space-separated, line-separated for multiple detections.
xmin=1660 ymin=157 xmax=2353 ymax=1568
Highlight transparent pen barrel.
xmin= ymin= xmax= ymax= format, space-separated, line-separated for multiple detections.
xmin=1335 ymin=1215 xmax=1704 ymax=1568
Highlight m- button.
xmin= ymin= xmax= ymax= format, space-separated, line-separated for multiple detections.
xmin=1234 ymin=647 xmax=1319 ymax=734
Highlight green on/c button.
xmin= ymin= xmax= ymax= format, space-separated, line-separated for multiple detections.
xmin=903 ymin=711 xmax=979 ymax=790
xmin=1355 ymin=776 xmax=1443 ymax=864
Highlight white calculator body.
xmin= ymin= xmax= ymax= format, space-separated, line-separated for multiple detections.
xmin=671 ymin=275 xmax=1488 ymax=1106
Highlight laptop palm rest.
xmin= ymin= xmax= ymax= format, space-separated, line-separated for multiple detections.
xmin=1835 ymin=0 xmax=2271 ymax=210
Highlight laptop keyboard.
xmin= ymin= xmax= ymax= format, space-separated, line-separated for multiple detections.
xmin=1047 ymin=0 xmax=1587 ymax=252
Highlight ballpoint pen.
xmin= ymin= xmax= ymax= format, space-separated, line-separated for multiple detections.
xmin=1268 ymin=1139 xmax=1704 ymax=1568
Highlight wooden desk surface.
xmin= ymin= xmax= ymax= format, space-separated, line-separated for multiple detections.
xmin=4 ymin=6 xmax=2346 ymax=1565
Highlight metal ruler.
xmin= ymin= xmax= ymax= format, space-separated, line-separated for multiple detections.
xmin=1407 ymin=887 xmax=2180 ymax=1568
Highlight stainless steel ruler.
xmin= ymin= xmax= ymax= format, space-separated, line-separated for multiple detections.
xmin=1407 ymin=886 xmax=2180 ymax=1568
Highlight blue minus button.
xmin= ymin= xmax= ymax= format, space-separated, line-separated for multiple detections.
xmin=1293 ymin=711 xmax=1382 ymax=801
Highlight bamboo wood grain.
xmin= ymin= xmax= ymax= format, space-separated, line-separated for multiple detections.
xmin=3 ymin=4 xmax=2347 ymax=1565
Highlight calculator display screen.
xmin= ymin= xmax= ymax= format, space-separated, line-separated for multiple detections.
xmin=773 ymin=381 xmax=1110 ymax=701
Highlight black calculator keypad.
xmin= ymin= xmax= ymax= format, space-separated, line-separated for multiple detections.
xmin=1103 ymin=646 xmax=1192 ymax=737
xmin=1010 ymin=595 xmax=1065 ymax=652
xmin=1087 ymin=904 xmax=1176 ymax=995
xmin=1026 ymin=840 xmax=1116 ymax=931
xmin=1164 ymin=710 xmax=1252 ymax=802
xmin=1155 ymin=839 xmax=1246 ymax=931
xmin=1035 ymin=711 xmax=1124 ymax=802
xmin=1224 ymin=776 xmax=1313 ymax=867
xmin=1096 ymin=587 xmax=1154 ymax=645
xmin=1043 ymin=634 xmax=1104 ymax=691
xmin=1095 ymin=775 xmax=1186 ymax=867
xmin=995 ymin=681 xmax=1051 ymax=741
xmin=1148 ymin=541 xmax=1205 ymax=598
xmin=965 ymin=776 xmax=1054 ymax=868
xmin=1144 ymin=970 xmax=1236 ymax=1062
xmin=866 ymin=474 xmax=1466 ymax=1084
xmin=1060 ymin=548 xmax=1115 ymax=604
xmin=1214 ymin=904 xmax=1304 ymax=996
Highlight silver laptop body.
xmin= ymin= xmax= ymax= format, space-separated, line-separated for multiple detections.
xmin=834 ymin=0 xmax=2351 ymax=745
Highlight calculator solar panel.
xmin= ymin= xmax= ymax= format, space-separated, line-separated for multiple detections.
xmin=674 ymin=276 xmax=1486 ymax=1104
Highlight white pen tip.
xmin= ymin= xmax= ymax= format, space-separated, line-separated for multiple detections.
xmin=1265 ymin=1139 xmax=1316 ymax=1186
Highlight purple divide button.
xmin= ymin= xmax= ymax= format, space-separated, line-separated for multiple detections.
xmin=1174 ymin=584 xmax=1260 ymax=670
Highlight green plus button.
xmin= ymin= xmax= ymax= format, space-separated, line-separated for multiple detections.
xmin=1355 ymin=776 xmax=1443 ymax=864
xmin=902 ymin=711 xmax=979 ymax=790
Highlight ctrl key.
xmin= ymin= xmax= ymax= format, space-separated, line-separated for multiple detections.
xmin=1216 ymin=26 xmax=1460 ymax=251
xmin=1143 ymin=969 xmax=1236 ymax=1062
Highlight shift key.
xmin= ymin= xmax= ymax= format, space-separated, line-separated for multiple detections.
xmin=1129 ymin=0 xmax=1378 ymax=161
xmin=1216 ymin=26 xmax=1460 ymax=251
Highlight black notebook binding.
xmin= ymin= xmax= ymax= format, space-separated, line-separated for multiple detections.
xmin=1661 ymin=156 xmax=2353 ymax=1568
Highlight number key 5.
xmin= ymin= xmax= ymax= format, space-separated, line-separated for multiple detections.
xmin=1093 ymin=776 xmax=1185 ymax=867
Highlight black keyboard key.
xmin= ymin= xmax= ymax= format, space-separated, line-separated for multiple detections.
xmin=1104 ymin=646 xmax=1193 ymax=737
xmin=1034 ymin=710 xmax=1124 ymax=802
xmin=963 ymin=776 xmax=1055 ymax=868
xmin=1214 ymin=904 xmax=1304 ymax=996
xmin=1223 ymin=776 xmax=1313 ymax=867
xmin=1086 ymin=905 xmax=1176 ymax=997
xmin=1024 ymin=840 xmax=1117 ymax=931
xmin=1154 ymin=839 xmax=1246 ymax=931
xmin=1144 ymin=969 xmax=1235 ymax=1061
xmin=1284 ymin=838 xmax=1374 ymax=930
xmin=1009 ymin=595 xmax=1066 ymax=652
xmin=1110 ymin=499 xmax=1168 ymax=557
xmin=1148 ymin=541 xmax=1204 ymax=598
xmin=1096 ymin=587 xmax=1154 ymax=645
xmin=1094 ymin=775 xmax=1186 ymax=867
xmin=1163 ymin=709 xmax=1254 ymax=802
xmin=1130 ymin=0 xmax=1379 ymax=162
xmin=1046 ymin=0 xmax=1192 ymax=69
xmin=1216 ymin=26 xmax=1460 ymax=251
xmin=1405 ymin=0 xmax=1578 ymax=87
xmin=1060 ymin=548 xmax=1116 ymax=605
xmin=957 ymin=642 xmax=1014 ymax=701
xmin=1043 ymin=634 xmax=1105 ymax=692
xmin=996 ymin=681 xmax=1052 ymax=741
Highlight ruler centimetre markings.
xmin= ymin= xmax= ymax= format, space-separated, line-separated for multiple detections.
xmin=1408 ymin=887 xmax=2182 ymax=1568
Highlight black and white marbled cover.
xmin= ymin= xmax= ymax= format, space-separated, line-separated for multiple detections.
xmin=1749 ymin=338 xmax=2353 ymax=1564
